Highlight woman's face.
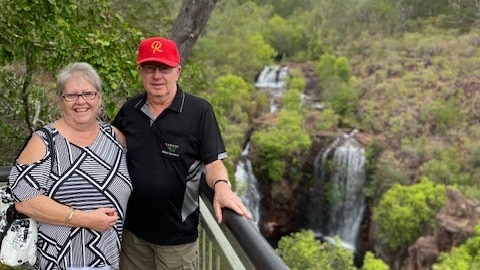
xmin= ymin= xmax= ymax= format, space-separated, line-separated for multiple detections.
xmin=61 ymin=77 xmax=101 ymax=127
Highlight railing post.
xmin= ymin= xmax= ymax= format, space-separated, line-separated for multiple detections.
xmin=0 ymin=166 xmax=10 ymax=183
xmin=199 ymin=195 xmax=247 ymax=270
xmin=200 ymin=179 xmax=290 ymax=270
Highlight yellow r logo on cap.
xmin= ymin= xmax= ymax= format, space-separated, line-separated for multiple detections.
xmin=151 ymin=41 xmax=163 ymax=54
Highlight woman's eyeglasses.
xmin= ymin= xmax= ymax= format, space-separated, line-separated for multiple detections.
xmin=62 ymin=91 xmax=98 ymax=102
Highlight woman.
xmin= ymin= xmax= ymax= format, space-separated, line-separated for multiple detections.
xmin=8 ymin=62 xmax=132 ymax=270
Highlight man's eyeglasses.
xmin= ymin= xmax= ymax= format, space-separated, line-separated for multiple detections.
xmin=141 ymin=64 xmax=175 ymax=74
xmin=62 ymin=91 xmax=98 ymax=102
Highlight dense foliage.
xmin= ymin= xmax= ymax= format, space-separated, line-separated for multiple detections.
xmin=2 ymin=0 xmax=480 ymax=269
xmin=361 ymin=252 xmax=389 ymax=270
xmin=433 ymin=226 xmax=480 ymax=270
xmin=276 ymin=230 xmax=357 ymax=270
xmin=250 ymin=73 xmax=311 ymax=183
xmin=0 ymin=0 xmax=141 ymax=164
xmin=373 ymin=178 xmax=446 ymax=249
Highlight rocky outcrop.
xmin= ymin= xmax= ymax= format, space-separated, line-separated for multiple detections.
xmin=403 ymin=187 xmax=480 ymax=270
xmin=373 ymin=187 xmax=480 ymax=270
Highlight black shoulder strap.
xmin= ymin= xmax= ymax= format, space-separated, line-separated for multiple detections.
xmin=38 ymin=127 xmax=55 ymax=162
xmin=8 ymin=130 xmax=36 ymax=192
xmin=5 ymin=127 xmax=55 ymax=223
xmin=10 ymin=127 xmax=55 ymax=187
xmin=14 ymin=127 xmax=55 ymax=162
xmin=12 ymin=131 xmax=34 ymax=164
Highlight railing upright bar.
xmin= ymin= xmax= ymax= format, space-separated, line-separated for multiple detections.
xmin=199 ymin=197 xmax=246 ymax=270
xmin=200 ymin=229 xmax=206 ymax=270
xmin=208 ymin=241 xmax=213 ymax=269
xmin=200 ymin=180 xmax=290 ymax=270
xmin=0 ymin=166 xmax=10 ymax=182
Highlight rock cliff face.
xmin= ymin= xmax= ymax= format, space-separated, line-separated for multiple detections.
xmin=252 ymin=64 xmax=480 ymax=267
xmin=258 ymin=180 xmax=307 ymax=241
xmin=370 ymin=187 xmax=480 ymax=270
xmin=254 ymin=133 xmax=480 ymax=269
xmin=254 ymin=134 xmax=327 ymax=244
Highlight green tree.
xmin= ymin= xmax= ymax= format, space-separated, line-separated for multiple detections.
xmin=251 ymin=110 xmax=311 ymax=182
xmin=264 ymin=15 xmax=305 ymax=59
xmin=0 ymin=0 xmax=141 ymax=165
xmin=208 ymin=74 xmax=259 ymax=180
xmin=316 ymin=53 xmax=336 ymax=79
xmin=373 ymin=178 xmax=446 ymax=249
xmin=316 ymin=54 xmax=358 ymax=120
xmin=0 ymin=0 xmax=141 ymax=127
xmin=277 ymin=230 xmax=356 ymax=270
xmin=334 ymin=56 xmax=351 ymax=82
xmin=210 ymin=74 xmax=254 ymax=124
xmin=251 ymin=78 xmax=311 ymax=182
xmin=277 ymin=230 xmax=322 ymax=270
xmin=420 ymin=147 xmax=470 ymax=187
xmin=282 ymin=76 xmax=305 ymax=111
xmin=433 ymin=225 xmax=480 ymax=270
xmin=110 ymin=0 xmax=177 ymax=37
xmin=246 ymin=0 xmax=315 ymax=18
xmin=361 ymin=251 xmax=389 ymax=270
xmin=193 ymin=1 xmax=276 ymax=81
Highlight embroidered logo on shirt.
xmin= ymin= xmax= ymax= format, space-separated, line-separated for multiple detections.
xmin=162 ymin=143 xmax=179 ymax=157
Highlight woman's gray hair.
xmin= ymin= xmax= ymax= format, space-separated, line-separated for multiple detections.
xmin=57 ymin=62 xmax=102 ymax=96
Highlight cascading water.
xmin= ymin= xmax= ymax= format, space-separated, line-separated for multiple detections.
xmin=254 ymin=65 xmax=289 ymax=113
xmin=254 ymin=65 xmax=288 ymax=89
xmin=233 ymin=65 xmax=289 ymax=229
xmin=311 ymin=130 xmax=366 ymax=251
xmin=234 ymin=142 xmax=261 ymax=228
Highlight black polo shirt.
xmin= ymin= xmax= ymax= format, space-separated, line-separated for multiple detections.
xmin=112 ymin=86 xmax=227 ymax=245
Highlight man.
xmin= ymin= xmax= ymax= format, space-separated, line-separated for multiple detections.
xmin=112 ymin=36 xmax=252 ymax=270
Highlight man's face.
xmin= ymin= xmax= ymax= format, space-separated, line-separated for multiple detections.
xmin=139 ymin=62 xmax=181 ymax=99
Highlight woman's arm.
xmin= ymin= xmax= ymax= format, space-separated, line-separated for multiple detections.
xmin=14 ymin=133 xmax=118 ymax=232
xmin=16 ymin=134 xmax=46 ymax=165
xmin=112 ymin=126 xmax=126 ymax=146
xmin=15 ymin=196 xmax=118 ymax=232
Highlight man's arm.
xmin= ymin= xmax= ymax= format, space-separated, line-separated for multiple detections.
xmin=204 ymin=160 xmax=253 ymax=223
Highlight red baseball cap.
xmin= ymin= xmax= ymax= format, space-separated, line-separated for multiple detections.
xmin=136 ymin=37 xmax=181 ymax=67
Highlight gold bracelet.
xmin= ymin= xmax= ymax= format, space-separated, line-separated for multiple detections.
xmin=66 ymin=208 xmax=75 ymax=223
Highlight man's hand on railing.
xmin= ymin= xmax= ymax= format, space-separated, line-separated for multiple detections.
xmin=204 ymin=160 xmax=253 ymax=223
xmin=213 ymin=183 xmax=252 ymax=223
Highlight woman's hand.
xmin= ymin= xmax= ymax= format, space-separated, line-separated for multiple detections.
xmin=81 ymin=208 xmax=119 ymax=232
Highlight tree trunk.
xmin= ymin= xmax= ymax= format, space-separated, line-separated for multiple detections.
xmin=169 ymin=0 xmax=218 ymax=65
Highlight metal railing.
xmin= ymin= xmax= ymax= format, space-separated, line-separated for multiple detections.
xmin=0 ymin=166 xmax=9 ymax=182
xmin=0 ymin=166 xmax=289 ymax=270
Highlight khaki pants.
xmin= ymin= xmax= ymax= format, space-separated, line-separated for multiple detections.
xmin=119 ymin=229 xmax=198 ymax=270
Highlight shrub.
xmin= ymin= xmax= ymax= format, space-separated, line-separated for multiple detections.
xmin=373 ymin=178 xmax=446 ymax=249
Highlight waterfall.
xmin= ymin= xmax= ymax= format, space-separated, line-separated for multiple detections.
xmin=234 ymin=65 xmax=288 ymax=229
xmin=254 ymin=65 xmax=289 ymax=113
xmin=234 ymin=142 xmax=261 ymax=228
xmin=254 ymin=65 xmax=288 ymax=89
xmin=311 ymin=130 xmax=366 ymax=251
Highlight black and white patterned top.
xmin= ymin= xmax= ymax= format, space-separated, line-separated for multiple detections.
xmin=8 ymin=124 xmax=132 ymax=270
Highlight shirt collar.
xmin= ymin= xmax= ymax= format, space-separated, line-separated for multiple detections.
xmin=169 ymin=86 xmax=185 ymax=113
xmin=134 ymin=85 xmax=185 ymax=113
